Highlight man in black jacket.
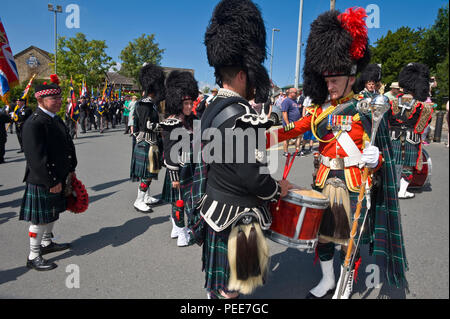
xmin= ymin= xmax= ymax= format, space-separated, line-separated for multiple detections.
xmin=19 ymin=75 xmax=78 ymax=271
xmin=13 ymin=98 xmax=33 ymax=153
xmin=0 ymin=107 xmax=12 ymax=163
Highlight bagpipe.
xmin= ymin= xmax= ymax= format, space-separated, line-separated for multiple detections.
xmin=65 ymin=173 xmax=89 ymax=214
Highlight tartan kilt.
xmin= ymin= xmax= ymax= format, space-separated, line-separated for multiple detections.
xmin=202 ymin=222 xmax=234 ymax=293
xmin=19 ymin=183 xmax=66 ymax=225
xmin=161 ymin=170 xmax=181 ymax=204
xmin=391 ymin=138 xmax=419 ymax=167
xmin=130 ymin=141 xmax=159 ymax=181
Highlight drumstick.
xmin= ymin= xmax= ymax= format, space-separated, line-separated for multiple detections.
xmin=277 ymin=150 xmax=298 ymax=211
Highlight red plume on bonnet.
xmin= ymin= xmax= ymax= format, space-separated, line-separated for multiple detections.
xmin=50 ymin=74 xmax=60 ymax=85
xmin=338 ymin=7 xmax=368 ymax=61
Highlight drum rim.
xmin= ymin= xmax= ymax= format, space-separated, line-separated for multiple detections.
xmin=283 ymin=189 xmax=329 ymax=208
xmin=266 ymin=229 xmax=317 ymax=251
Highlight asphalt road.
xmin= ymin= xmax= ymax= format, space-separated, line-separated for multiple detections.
xmin=0 ymin=124 xmax=448 ymax=299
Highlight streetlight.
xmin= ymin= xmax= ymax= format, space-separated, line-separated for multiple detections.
xmin=294 ymin=0 xmax=304 ymax=90
xmin=48 ymin=4 xmax=63 ymax=74
xmin=270 ymin=28 xmax=280 ymax=92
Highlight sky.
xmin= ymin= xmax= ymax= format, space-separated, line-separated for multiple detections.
xmin=1 ymin=0 xmax=448 ymax=90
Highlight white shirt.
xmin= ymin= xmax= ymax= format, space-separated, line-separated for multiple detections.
xmin=38 ymin=105 xmax=56 ymax=118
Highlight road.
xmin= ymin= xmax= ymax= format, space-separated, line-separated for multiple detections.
xmin=0 ymin=124 xmax=448 ymax=299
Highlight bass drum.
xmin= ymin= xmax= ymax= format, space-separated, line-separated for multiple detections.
xmin=409 ymin=149 xmax=432 ymax=189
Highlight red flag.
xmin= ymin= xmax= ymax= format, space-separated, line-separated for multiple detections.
xmin=0 ymin=17 xmax=19 ymax=100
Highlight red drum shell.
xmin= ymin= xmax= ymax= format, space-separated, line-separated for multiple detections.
xmin=410 ymin=149 xmax=432 ymax=188
xmin=268 ymin=189 xmax=329 ymax=250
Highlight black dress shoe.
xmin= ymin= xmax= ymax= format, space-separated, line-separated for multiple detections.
xmin=40 ymin=242 xmax=71 ymax=255
xmin=17 ymin=150 xmax=24 ymax=153
xmin=305 ymin=289 xmax=334 ymax=299
xmin=26 ymin=255 xmax=57 ymax=271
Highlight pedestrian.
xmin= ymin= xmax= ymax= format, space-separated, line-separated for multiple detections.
xmin=384 ymin=82 xmax=400 ymax=102
xmin=388 ymin=63 xmax=434 ymax=199
xmin=79 ymin=96 xmax=89 ymax=133
xmin=267 ymin=7 xmax=407 ymax=299
xmin=129 ymin=63 xmax=166 ymax=213
xmin=13 ymin=98 xmax=33 ymax=153
xmin=19 ymin=74 xmax=77 ymax=271
xmin=161 ymin=71 xmax=199 ymax=247
xmin=65 ymin=97 xmax=77 ymax=139
xmin=189 ymin=0 xmax=291 ymax=299
xmin=123 ymin=96 xmax=131 ymax=134
xmin=205 ymin=88 xmax=218 ymax=106
xmin=299 ymin=96 xmax=316 ymax=155
xmin=281 ymin=87 xmax=302 ymax=156
xmin=96 ymin=98 xmax=106 ymax=133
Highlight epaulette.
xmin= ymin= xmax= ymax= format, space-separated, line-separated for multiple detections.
xmin=160 ymin=118 xmax=182 ymax=130
xmin=355 ymin=94 xmax=365 ymax=101
xmin=232 ymin=112 xmax=273 ymax=130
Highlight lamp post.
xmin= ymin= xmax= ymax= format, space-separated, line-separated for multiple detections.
xmin=294 ymin=0 xmax=304 ymax=90
xmin=48 ymin=4 xmax=63 ymax=74
xmin=270 ymin=28 xmax=280 ymax=94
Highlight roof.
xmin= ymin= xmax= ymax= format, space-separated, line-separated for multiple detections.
xmin=14 ymin=46 xmax=52 ymax=60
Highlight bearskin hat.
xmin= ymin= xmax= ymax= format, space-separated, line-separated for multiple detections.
xmin=398 ymin=63 xmax=430 ymax=102
xmin=353 ymin=63 xmax=382 ymax=93
xmin=138 ymin=63 xmax=166 ymax=103
xmin=204 ymin=0 xmax=270 ymax=103
xmin=165 ymin=71 xmax=199 ymax=116
xmin=303 ymin=8 xmax=371 ymax=104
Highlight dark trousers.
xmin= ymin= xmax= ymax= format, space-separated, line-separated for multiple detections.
xmin=79 ymin=112 xmax=87 ymax=132
xmin=16 ymin=124 xmax=23 ymax=151
xmin=89 ymin=113 xmax=97 ymax=130
xmin=0 ymin=137 xmax=6 ymax=162
xmin=65 ymin=118 xmax=77 ymax=139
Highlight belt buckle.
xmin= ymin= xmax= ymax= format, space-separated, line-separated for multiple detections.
xmin=329 ymin=158 xmax=344 ymax=170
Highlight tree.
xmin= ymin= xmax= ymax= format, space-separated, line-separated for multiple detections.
xmin=51 ymin=33 xmax=116 ymax=115
xmin=370 ymin=27 xmax=425 ymax=88
xmin=202 ymin=86 xmax=210 ymax=94
xmin=119 ymin=34 xmax=165 ymax=86
xmin=421 ymin=4 xmax=449 ymax=74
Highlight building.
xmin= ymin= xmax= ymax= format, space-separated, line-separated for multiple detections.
xmin=14 ymin=46 xmax=53 ymax=83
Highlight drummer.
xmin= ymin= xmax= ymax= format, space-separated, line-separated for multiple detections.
xmin=267 ymin=8 xmax=407 ymax=299
xmin=387 ymin=63 xmax=434 ymax=199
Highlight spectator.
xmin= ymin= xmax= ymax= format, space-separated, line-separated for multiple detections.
xmin=205 ymin=88 xmax=218 ymax=106
xmin=384 ymin=82 xmax=400 ymax=102
xmin=299 ymin=96 xmax=316 ymax=155
xmin=281 ymin=87 xmax=302 ymax=157
xmin=123 ymin=96 xmax=131 ymax=134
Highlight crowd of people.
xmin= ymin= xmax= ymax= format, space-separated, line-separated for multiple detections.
xmin=0 ymin=0 xmax=447 ymax=301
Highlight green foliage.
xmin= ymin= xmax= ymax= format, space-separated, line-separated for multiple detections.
xmin=51 ymin=33 xmax=116 ymax=91
xmin=370 ymin=4 xmax=449 ymax=108
xmin=202 ymin=86 xmax=210 ymax=94
xmin=370 ymin=27 xmax=425 ymax=88
xmin=118 ymin=34 xmax=165 ymax=86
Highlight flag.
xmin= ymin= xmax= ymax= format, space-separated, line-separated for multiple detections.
xmin=102 ymin=79 xmax=108 ymax=101
xmin=0 ymin=17 xmax=20 ymax=104
xmin=119 ymin=86 xmax=122 ymax=100
xmin=69 ymin=76 xmax=79 ymax=122
xmin=21 ymin=74 xmax=37 ymax=100
xmin=91 ymin=86 xmax=94 ymax=99
xmin=81 ymin=78 xmax=87 ymax=97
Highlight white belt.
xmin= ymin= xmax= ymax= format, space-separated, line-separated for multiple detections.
xmin=320 ymin=155 xmax=364 ymax=170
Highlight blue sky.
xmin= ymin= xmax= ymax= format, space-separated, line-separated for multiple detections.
xmin=1 ymin=0 xmax=447 ymax=89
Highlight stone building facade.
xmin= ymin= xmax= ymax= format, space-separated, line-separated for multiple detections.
xmin=14 ymin=46 xmax=53 ymax=84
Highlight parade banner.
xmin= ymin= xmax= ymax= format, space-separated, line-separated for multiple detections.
xmin=21 ymin=73 xmax=37 ymax=100
xmin=69 ymin=76 xmax=80 ymax=122
xmin=0 ymin=17 xmax=19 ymax=104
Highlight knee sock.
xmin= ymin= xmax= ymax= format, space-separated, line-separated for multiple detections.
xmin=41 ymin=222 xmax=55 ymax=247
xmin=317 ymin=242 xmax=335 ymax=262
xmin=28 ymin=224 xmax=45 ymax=259
xmin=401 ymin=168 xmax=414 ymax=182
xmin=139 ymin=179 xmax=151 ymax=192
xmin=172 ymin=203 xmax=185 ymax=228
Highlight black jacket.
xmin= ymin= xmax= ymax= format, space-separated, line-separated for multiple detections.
xmin=0 ymin=111 xmax=12 ymax=141
xmin=22 ymin=107 xmax=77 ymax=189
